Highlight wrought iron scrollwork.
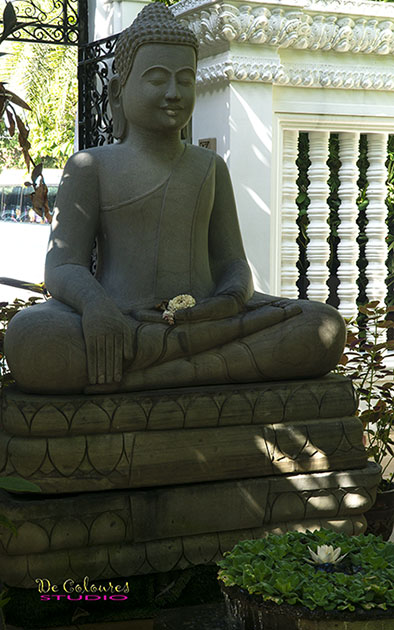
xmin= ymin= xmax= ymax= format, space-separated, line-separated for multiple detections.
xmin=1 ymin=0 xmax=87 ymax=45
xmin=78 ymin=33 xmax=117 ymax=149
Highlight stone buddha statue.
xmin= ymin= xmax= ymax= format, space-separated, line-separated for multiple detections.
xmin=4 ymin=3 xmax=345 ymax=395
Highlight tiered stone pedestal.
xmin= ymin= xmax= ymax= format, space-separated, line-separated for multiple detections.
xmin=0 ymin=375 xmax=380 ymax=587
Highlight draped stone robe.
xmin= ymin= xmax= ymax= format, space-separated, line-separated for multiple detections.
xmin=4 ymin=143 xmax=346 ymax=394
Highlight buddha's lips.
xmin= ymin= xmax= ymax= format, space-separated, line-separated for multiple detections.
xmin=161 ymin=106 xmax=183 ymax=116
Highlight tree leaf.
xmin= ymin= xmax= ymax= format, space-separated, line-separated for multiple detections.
xmin=365 ymin=301 xmax=380 ymax=309
xmin=14 ymin=113 xmax=29 ymax=141
xmin=31 ymin=162 xmax=43 ymax=184
xmin=1 ymin=2 xmax=17 ymax=42
xmin=7 ymin=89 xmax=31 ymax=111
xmin=31 ymin=180 xmax=51 ymax=222
xmin=0 ymin=476 xmax=41 ymax=492
xmin=5 ymin=108 xmax=15 ymax=136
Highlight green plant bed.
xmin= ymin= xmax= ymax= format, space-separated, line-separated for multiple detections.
xmin=221 ymin=585 xmax=394 ymax=629
xmin=217 ymin=530 xmax=394 ymax=630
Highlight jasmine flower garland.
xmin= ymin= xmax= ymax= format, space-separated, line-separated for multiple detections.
xmin=162 ymin=294 xmax=196 ymax=325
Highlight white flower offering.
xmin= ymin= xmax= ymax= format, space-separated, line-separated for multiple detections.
xmin=162 ymin=294 xmax=196 ymax=325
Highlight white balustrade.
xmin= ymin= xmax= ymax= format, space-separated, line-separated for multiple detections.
xmin=365 ymin=133 xmax=389 ymax=306
xmin=336 ymin=132 xmax=361 ymax=321
xmin=280 ymin=130 xmax=299 ymax=300
xmin=306 ymin=131 xmax=330 ymax=303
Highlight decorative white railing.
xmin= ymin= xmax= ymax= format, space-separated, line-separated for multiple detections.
xmin=304 ymin=131 xmax=331 ymax=305
xmin=278 ymin=127 xmax=390 ymax=320
xmin=336 ymin=132 xmax=360 ymax=319
xmin=175 ymin=0 xmax=394 ymax=317
xmin=364 ymin=134 xmax=390 ymax=307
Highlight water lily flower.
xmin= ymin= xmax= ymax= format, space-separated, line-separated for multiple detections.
xmin=307 ymin=544 xmax=348 ymax=565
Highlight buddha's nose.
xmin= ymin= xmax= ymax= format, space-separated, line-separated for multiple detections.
xmin=165 ymin=76 xmax=181 ymax=100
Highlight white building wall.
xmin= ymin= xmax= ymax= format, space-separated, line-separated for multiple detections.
xmin=87 ymin=0 xmax=147 ymax=41
xmin=175 ymin=0 xmax=394 ymax=305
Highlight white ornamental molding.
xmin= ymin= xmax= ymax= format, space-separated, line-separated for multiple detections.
xmin=173 ymin=1 xmax=394 ymax=55
xmin=303 ymin=0 xmax=394 ymax=18
xmin=196 ymin=57 xmax=394 ymax=90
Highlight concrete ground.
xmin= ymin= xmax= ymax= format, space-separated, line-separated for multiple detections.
xmin=7 ymin=622 xmax=154 ymax=630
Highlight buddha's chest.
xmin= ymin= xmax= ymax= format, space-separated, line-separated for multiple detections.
xmin=98 ymin=150 xmax=185 ymax=209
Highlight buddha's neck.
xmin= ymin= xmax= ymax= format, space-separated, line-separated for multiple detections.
xmin=124 ymin=125 xmax=184 ymax=161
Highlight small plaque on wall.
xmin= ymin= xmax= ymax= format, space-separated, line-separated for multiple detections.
xmin=198 ymin=138 xmax=217 ymax=151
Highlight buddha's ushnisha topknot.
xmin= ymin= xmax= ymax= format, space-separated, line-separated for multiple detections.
xmin=114 ymin=3 xmax=199 ymax=85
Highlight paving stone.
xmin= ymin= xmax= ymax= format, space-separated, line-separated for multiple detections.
xmin=154 ymin=602 xmax=228 ymax=630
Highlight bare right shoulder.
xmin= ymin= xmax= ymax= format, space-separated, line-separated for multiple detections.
xmin=63 ymin=144 xmax=117 ymax=175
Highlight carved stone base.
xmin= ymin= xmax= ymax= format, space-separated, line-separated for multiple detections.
xmin=0 ymin=376 xmax=363 ymax=492
xmin=0 ymin=463 xmax=380 ymax=587
xmin=0 ymin=376 xmax=377 ymax=589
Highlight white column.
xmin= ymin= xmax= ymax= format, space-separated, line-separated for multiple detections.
xmin=336 ymin=132 xmax=360 ymax=320
xmin=280 ymin=130 xmax=299 ymax=299
xmin=306 ymin=131 xmax=330 ymax=303
xmin=365 ymin=133 xmax=389 ymax=305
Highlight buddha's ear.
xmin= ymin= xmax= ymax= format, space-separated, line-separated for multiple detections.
xmin=109 ymin=75 xmax=126 ymax=141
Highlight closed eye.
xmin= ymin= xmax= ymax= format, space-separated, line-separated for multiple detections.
xmin=148 ymin=79 xmax=166 ymax=86
xmin=178 ymin=79 xmax=194 ymax=86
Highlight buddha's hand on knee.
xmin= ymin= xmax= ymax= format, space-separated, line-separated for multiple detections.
xmin=174 ymin=294 xmax=242 ymax=323
xmin=82 ymin=300 xmax=134 ymax=385
xmin=250 ymin=302 xmax=303 ymax=330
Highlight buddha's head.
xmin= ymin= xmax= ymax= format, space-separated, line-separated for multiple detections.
xmin=109 ymin=3 xmax=199 ymax=140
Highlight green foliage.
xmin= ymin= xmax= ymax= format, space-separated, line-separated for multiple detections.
xmin=218 ymin=529 xmax=394 ymax=613
xmin=0 ymin=296 xmax=43 ymax=391
xmin=0 ymin=477 xmax=41 ymax=492
xmin=1 ymin=41 xmax=77 ymax=169
xmin=0 ymin=118 xmax=25 ymax=168
xmin=337 ymin=301 xmax=394 ymax=485
xmin=295 ymin=132 xmax=310 ymax=299
xmin=386 ymin=136 xmax=394 ymax=308
xmin=356 ymin=135 xmax=370 ymax=306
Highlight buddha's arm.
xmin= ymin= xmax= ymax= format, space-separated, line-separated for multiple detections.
xmin=210 ymin=155 xmax=253 ymax=299
xmin=45 ymin=151 xmax=133 ymax=384
xmin=176 ymin=154 xmax=253 ymax=323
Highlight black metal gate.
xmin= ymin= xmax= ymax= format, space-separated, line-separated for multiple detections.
xmin=1 ymin=0 xmax=87 ymax=45
xmin=77 ymin=33 xmax=117 ymax=149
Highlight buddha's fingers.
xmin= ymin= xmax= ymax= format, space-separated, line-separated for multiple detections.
xmin=175 ymin=295 xmax=239 ymax=323
xmin=106 ymin=334 xmax=114 ymax=383
xmin=86 ymin=335 xmax=98 ymax=385
xmin=242 ymin=303 xmax=302 ymax=334
xmin=114 ymin=334 xmax=123 ymax=382
xmin=123 ymin=325 xmax=134 ymax=361
xmin=283 ymin=303 xmax=302 ymax=319
xmin=97 ymin=334 xmax=106 ymax=384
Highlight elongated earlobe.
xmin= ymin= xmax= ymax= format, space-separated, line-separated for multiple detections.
xmin=109 ymin=75 xmax=127 ymax=141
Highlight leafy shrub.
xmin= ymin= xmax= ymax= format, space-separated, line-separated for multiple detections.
xmin=218 ymin=529 xmax=394 ymax=613
xmin=337 ymin=301 xmax=394 ymax=487
xmin=0 ymin=296 xmax=43 ymax=391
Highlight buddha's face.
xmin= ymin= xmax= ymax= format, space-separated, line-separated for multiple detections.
xmin=121 ymin=43 xmax=196 ymax=134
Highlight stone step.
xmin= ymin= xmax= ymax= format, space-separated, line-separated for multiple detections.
xmin=0 ymin=415 xmax=366 ymax=492
xmin=0 ymin=513 xmax=369 ymax=588
xmin=0 ymin=463 xmax=380 ymax=560
xmin=1 ymin=376 xmax=357 ymax=437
